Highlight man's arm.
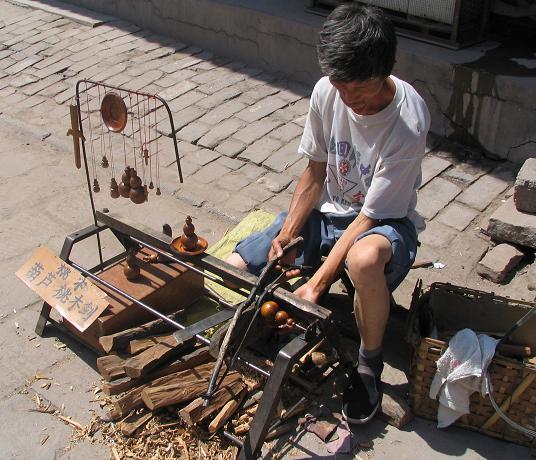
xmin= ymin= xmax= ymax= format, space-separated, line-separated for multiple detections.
xmin=269 ymin=159 xmax=326 ymax=268
xmin=295 ymin=212 xmax=377 ymax=303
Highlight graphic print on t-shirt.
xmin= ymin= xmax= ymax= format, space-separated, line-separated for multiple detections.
xmin=327 ymin=137 xmax=372 ymax=207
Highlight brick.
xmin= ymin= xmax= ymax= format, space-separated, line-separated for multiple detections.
xmin=457 ymin=173 xmax=510 ymax=211
xmin=416 ymin=177 xmax=461 ymax=220
xmin=54 ymin=87 xmax=75 ymax=105
xmin=514 ymin=158 xmax=536 ymax=213
xmin=215 ymin=138 xmax=247 ymax=158
xmin=198 ymin=100 xmax=246 ymax=125
xmin=237 ymin=163 xmax=265 ymax=181
xmin=286 ymin=156 xmax=308 ymax=179
xmin=215 ymin=172 xmax=251 ymax=191
xmin=34 ymin=50 xmax=71 ymax=70
xmin=215 ymin=156 xmax=245 ymax=171
xmin=236 ymin=96 xmax=288 ymax=123
xmin=418 ymin=220 xmax=458 ymax=248
xmin=238 ymin=84 xmax=279 ymax=104
xmin=168 ymin=90 xmax=206 ymax=112
xmin=10 ymin=73 xmax=39 ymax=88
xmin=177 ymin=121 xmax=210 ymax=143
xmin=196 ymin=86 xmax=242 ymax=110
xmin=90 ymin=63 xmax=128 ymax=82
xmin=419 ymin=155 xmax=452 ymax=188
xmin=262 ymin=191 xmax=293 ymax=216
xmin=443 ymin=159 xmax=491 ymax=184
xmin=223 ymin=193 xmax=258 ymax=216
xmin=241 ymin=183 xmax=273 ymax=203
xmin=189 ymin=160 xmax=230 ymax=184
xmin=184 ymin=147 xmax=220 ymax=167
xmin=268 ymin=122 xmax=303 ymax=143
xmin=477 ymin=243 xmax=524 ymax=283
xmin=233 ymin=118 xmax=283 ymax=145
xmin=197 ymin=118 xmax=244 ymax=149
xmin=259 ymin=172 xmax=293 ymax=193
xmin=21 ymin=73 xmax=62 ymax=96
xmin=168 ymin=104 xmax=203 ymax=130
xmin=34 ymin=58 xmax=72 ymax=79
xmin=39 ymin=80 xmax=69 ymax=98
xmin=4 ymin=55 xmax=42 ymax=74
xmin=25 ymin=27 xmax=62 ymax=45
xmin=262 ymin=140 xmax=301 ymax=173
xmin=20 ymin=41 xmax=50 ymax=56
xmin=436 ymin=202 xmax=479 ymax=232
xmin=0 ymin=58 xmax=16 ymax=70
xmin=239 ymin=137 xmax=283 ymax=165
xmin=487 ymin=197 xmax=536 ymax=249
xmin=158 ymin=80 xmax=197 ymax=101
xmin=197 ymin=72 xmax=245 ymax=95
xmin=128 ymin=69 xmax=164 ymax=91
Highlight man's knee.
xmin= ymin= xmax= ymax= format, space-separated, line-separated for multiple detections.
xmin=346 ymin=235 xmax=392 ymax=280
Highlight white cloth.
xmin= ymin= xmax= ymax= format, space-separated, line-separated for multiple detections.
xmin=429 ymin=328 xmax=498 ymax=428
xmin=298 ymin=75 xmax=430 ymax=232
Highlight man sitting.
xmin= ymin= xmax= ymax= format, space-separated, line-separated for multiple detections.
xmin=226 ymin=4 xmax=430 ymax=424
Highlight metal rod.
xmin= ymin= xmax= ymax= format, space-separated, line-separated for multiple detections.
xmin=69 ymin=260 xmax=209 ymax=345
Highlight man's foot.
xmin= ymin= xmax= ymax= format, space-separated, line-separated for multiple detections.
xmin=341 ymin=366 xmax=383 ymax=424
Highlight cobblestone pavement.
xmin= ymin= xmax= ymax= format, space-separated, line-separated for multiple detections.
xmin=1 ymin=2 xmax=534 ymax=460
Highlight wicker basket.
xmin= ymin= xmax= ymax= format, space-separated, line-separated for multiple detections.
xmin=407 ymin=282 xmax=536 ymax=447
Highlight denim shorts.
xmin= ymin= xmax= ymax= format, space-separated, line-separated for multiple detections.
xmin=234 ymin=210 xmax=418 ymax=292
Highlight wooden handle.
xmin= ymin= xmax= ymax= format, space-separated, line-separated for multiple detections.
xmin=67 ymin=104 xmax=81 ymax=169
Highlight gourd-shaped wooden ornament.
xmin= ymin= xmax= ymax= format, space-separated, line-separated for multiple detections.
xmin=110 ymin=177 xmax=120 ymax=198
xmin=128 ymin=168 xmax=145 ymax=204
xmin=179 ymin=216 xmax=198 ymax=251
xmin=119 ymin=167 xmax=131 ymax=198
xmin=101 ymin=155 xmax=109 ymax=168
xmin=123 ymin=248 xmax=140 ymax=280
xmin=93 ymin=178 xmax=100 ymax=193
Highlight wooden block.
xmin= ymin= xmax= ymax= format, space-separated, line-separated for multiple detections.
xmin=118 ymin=410 xmax=153 ymax=436
xmin=381 ymin=389 xmax=414 ymax=429
xmin=97 ymin=354 xmax=127 ymax=382
xmin=208 ymin=389 xmax=247 ymax=433
xmin=62 ymin=248 xmax=203 ymax=352
xmin=111 ymin=385 xmax=147 ymax=420
xmin=179 ymin=378 xmax=246 ymax=426
xmin=123 ymin=337 xmax=195 ymax=378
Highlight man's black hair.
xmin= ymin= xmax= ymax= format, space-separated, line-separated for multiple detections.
xmin=317 ymin=3 xmax=397 ymax=82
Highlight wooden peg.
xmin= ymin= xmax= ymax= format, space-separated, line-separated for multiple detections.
xmin=66 ymin=104 xmax=84 ymax=169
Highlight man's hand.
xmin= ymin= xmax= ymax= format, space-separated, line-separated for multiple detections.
xmin=268 ymin=233 xmax=301 ymax=278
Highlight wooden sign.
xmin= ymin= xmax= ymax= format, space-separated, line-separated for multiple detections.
xmin=16 ymin=246 xmax=108 ymax=332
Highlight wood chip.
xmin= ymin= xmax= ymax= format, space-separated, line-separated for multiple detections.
xmin=57 ymin=414 xmax=84 ymax=431
xmin=40 ymin=434 xmax=49 ymax=445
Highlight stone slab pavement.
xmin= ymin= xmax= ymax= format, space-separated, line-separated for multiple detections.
xmin=0 ymin=1 xmax=535 ymax=459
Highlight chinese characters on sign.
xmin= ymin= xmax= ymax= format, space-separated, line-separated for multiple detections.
xmin=16 ymin=246 xmax=108 ymax=332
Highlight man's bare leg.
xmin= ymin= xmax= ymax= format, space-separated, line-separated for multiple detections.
xmin=342 ymin=234 xmax=392 ymax=424
xmin=346 ymin=234 xmax=392 ymax=349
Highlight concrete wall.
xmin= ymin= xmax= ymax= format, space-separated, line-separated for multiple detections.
xmin=66 ymin=0 xmax=536 ymax=162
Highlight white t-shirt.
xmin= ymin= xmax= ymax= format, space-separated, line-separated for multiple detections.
xmin=298 ymin=76 xmax=430 ymax=230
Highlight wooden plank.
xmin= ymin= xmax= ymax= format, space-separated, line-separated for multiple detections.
xmin=208 ymin=388 xmax=247 ymax=433
xmin=127 ymin=333 xmax=176 ymax=355
xmin=179 ymin=379 xmax=246 ymax=426
xmin=123 ymin=337 xmax=195 ymax=378
xmin=99 ymin=309 xmax=185 ymax=353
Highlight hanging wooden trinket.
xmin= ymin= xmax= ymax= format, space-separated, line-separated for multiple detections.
xmin=149 ymin=181 xmax=154 ymax=190
xmin=128 ymin=168 xmax=145 ymax=204
xmin=110 ymin=178 xmax=120 ymax=198
xmin=143 ymin=148 xmax=149 ymax=166
xmin=156 ymin=187 xmax=161 ymax=196
xmin=101 ymin=155 xmax=109 ymax=168
xmin=119 ymin=167 xmax=131 ymax=198
xmin=93 ymin=178 xmax=100 ymax=193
